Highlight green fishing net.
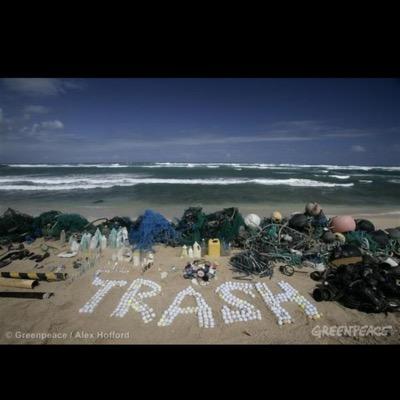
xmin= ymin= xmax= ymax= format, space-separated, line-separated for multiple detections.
xmin=32 ymin=210 xmax=62 ymax=231
xmin=175 ymin=207 xmax=207 ymax=245
xmin=202 ymin=207 xmax=245 ymax=244
xmin=0 ymin=208 xmax=34 ymax=243
xmin=175 ymin=207 xmax=245 ymax=245
xmin=264 ymin=224 xmax=279 ymax=240
xmin=344 ymin=230 xmax=379 ymax=253
xmin=49 ymin=213 xmax=89 ymax=237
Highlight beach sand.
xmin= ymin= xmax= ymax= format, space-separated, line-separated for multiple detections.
xmin=0 ymin=232 xmax=399 ymax=345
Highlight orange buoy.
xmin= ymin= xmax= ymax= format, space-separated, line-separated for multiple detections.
xmin=330 ymin=215 xmax=356 ymax=233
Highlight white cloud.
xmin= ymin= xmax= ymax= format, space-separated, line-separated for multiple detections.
xmin=267 ymin=120 xmax=373 ymax=140
xmin=2 ymin=78 xmax=82 ymax=96
xmin=161 ymin=135 xmax=312 ymax=146
xmin=325 ymin=132 xmax=370 ymax=138
xmin=41 ymin=120 xmax=64 ymax=129
xmin=60 ymin=124 xmax=374 ymax=152
xmin=24 ymin=105 xmax=49 ymax=114
xmin=31 ymin=120 xmax=64 ymax=134
xmin=23 ymin=105 xmax=50 ymax=120
xmin=351 ymin=144 xmax=366 ymax=152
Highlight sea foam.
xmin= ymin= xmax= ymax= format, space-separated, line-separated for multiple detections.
xmin=0 ymin=175 xmax=354 ymax=191
xmin=6 ymin=162 xmax=400 ymax=171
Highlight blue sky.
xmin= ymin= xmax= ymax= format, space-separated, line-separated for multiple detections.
xmin=0 ymin=78 xmax=399 ymax=164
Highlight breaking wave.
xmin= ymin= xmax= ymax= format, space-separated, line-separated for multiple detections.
xmin=0 ymin=175 xmax=354 ymax=191
xmin=7 ymin=163 xmax=129 ymax=168
xmin=329 ymin=175 xmax=350 ymax=179
xmin=5 ymin=162 xmax=400 ymax=171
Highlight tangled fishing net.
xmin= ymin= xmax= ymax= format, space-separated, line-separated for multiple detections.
xmin=230 ymin=250 xmax=275 ymax=278
xmin=312 ymin=262 xmax=400 ymax=313
xmin=49 ymin=213 xmax=89 ymax=237
xmin=129 ymin=209 xmax=179 ymax=250
xmin=230 ymin=222 xmax=316 ymax=278
xmin=32 ymin=210 xmax=62 ymax=235
xmin=344 ymin=231 xmax=378 ymax=252
xmin=175 ymin=207 xmax=245 ymax=245
xmin=97 ymin=216 xmax=133 ymax=231
xmin=0 ymin=208 xmax=34 ymax=243
xmin=174 ymin=207 xmax=206 ymax=245
xmin=205 ymin=207 xmax=245 ymax=244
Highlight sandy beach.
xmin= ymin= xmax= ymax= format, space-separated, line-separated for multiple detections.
xmin=1 ymin=77 xmax=400 ymax=346
xmin=1 ymin=226 xmax=399 ymax=345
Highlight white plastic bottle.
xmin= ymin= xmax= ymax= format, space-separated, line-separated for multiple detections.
xmin=89 ymin=235 xmax=99 ymax=251
xmin=100 ymin=236 xmax=107 ymax=251
xmin=109 ymin=228 xmax=117 ymax=248
xmin=60 ymin=229 xmax=66 ymax=244
xmin=181 ymin=245 xmax=188 ymax=258
xmin=70 ymin=238 xmax=80 ymax=253
xmin=121 ymin=227 xmax=129 ymax=242
xmin=193 ymin=241 xmax=201 ymax=258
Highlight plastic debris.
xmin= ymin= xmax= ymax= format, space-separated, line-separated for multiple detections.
xmin=129 ymin=209 xmax=178 ymax=251
xmin=312 ymin=261 xmax=400 ymax=313
xmin=244 ymin=213 xmax=261 ymax=229
xmin=0 ymin=208 xmax=34 ymax=244
xmin=57 ymin=251 xmax=78 ymax=258
xmin=230 ymin=249 xmax=274 ymax=278
xmin=183 ymin=259 xmax=217 ymax=283
xmin=50 ymin=213 xmax=89 ymax=237
xmin=193 ymin=241 xmax=201 ymax=258
xmin=109 ymin=228 xmax=117 ymax=248
xmin=175 ymin=207 xmax=245 ymax=247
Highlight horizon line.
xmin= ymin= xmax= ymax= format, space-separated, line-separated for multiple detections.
xmin=2 ymin=162 xmax=400 ymax=168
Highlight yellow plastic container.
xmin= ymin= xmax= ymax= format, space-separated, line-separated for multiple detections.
xmin=208 ymin=238 xmax=221 ymax=257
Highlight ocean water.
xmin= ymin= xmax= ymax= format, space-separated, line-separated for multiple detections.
xmin=0 ymin=163 xmax=400 ymax=216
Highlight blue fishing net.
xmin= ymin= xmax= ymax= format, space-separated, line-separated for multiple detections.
xmin=129 ymin=209 xmax=179 ymax=250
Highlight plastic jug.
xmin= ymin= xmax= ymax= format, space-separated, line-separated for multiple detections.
xmin=208 ymin=238 xmax=220 ymax=257
xmin=193 ymin=241 xmax=201 ymax=258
